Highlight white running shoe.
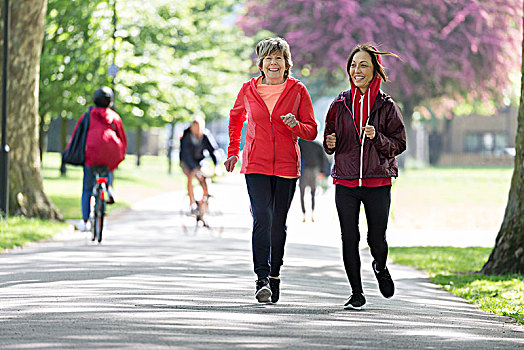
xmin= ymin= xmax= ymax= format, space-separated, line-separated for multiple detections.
xmin=77 ymin=221 xmax=90 ymax=232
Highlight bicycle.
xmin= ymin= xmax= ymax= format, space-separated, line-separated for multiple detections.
xmin=192 ymin=195 xmax=210 ymax=228
xmin=180 ymin=163 xmax=223 ymax=235
xmin=89 ymin=165 xmax=110 ymax=243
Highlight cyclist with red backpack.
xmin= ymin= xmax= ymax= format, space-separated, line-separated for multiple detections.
xmin=67 ymin=87 xmax=127 ymax=231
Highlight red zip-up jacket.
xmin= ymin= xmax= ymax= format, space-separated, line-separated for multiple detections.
xmin=227 ymin=76 xmax=318 ymax=177
xmin=68 ymin=107 xmax=127 ymax=172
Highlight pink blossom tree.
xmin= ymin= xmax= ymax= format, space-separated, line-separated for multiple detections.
xmin=238 ymin=0 xmax=521 ymax=121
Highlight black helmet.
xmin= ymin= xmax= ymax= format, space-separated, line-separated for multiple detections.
xmin=93 ymin=86 xmax=114 ymax=107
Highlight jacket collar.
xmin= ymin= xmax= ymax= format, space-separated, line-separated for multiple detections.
xmin=249 ymin=76 xmax=299 ymax=109
xmin=336 ymin=89 xmax=386 ymax=114
xmin=249 ymin=75 xmax=298 ymax=92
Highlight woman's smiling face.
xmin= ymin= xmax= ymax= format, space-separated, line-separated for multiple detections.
xmin=261 ymin=51 xmax=286 ymax=85
xmin=350 ymin=51 xmax=374 ymax=93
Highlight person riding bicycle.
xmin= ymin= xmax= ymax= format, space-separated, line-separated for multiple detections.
xmin=68 ymin=86 xmax=127 ymax=231
xmin=179 ymin=116 xmax=218 ymax=214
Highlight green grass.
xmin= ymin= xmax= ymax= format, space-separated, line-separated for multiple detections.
xmin=389 ymin=247 xmax=524 ymax=325
xmin=0 ymin=216 xmax=69 ymax=250
xmin=1 ymin=152 xmax=185 ymax=250
xmin=395 ymin=166 xmax=512 ymax=206
xmin=390 ymin=166 xmax=513 ymax=231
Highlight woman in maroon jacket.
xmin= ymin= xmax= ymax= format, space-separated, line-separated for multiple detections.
xmin=323 ymin=44 xmax=406 ymax=310
xmin=224 ymin=37 xmax=317 ymax=303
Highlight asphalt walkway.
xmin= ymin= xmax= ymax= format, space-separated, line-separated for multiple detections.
xmin=0 ymin=174 xmax=522 ymax=349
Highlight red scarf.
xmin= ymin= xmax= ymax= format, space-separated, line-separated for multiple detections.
xmin=348 ymin=55 xmax=382 ymax=144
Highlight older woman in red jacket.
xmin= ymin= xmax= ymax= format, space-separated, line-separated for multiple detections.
xmin=224 ymin=37 xmax=317 ymax=303
xmin=324 ymin=44 xmax=406 ymax=310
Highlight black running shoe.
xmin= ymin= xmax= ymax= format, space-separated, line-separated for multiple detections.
xmin=372 ymin=260 xmax=395 ymax=298
xmin=255 ymin=278 xmax=272 ymax=303
xmin=269 ymin=277 xmax=280 ymax=303
xmin=344 ymin=293 xmax=366 ymax=310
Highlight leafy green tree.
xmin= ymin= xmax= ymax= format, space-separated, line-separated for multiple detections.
xmin=40 ymin=0 xmax=251 ymax=168
xmin=111 ymin=0 xmax=252 ymax=166
xmin=40 ymin=0 xmax=113 ymax=163
xmin=2 ymin=0 xmax=251 ymax=218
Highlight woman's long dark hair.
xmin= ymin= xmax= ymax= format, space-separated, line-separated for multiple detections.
xmin=346 ymin=44 xmax=401 ymax=82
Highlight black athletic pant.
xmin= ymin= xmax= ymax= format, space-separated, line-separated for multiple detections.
xmin=245 ymin=174 xmax=297 ymax=280
xmin=335 ymin=184 xmax=391 ymax=294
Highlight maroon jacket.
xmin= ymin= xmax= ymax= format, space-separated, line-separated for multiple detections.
xmin=323 ymin=89 xmax=406 ymax=180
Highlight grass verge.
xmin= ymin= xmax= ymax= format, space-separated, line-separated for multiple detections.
xmin=389 ymin=247 xmax=524 ymax=325
xmin=0 ymin=216 xmax=69 ymax=250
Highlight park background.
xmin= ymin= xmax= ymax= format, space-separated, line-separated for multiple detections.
xmin=0 ymin=0 xmax=523 ymax=325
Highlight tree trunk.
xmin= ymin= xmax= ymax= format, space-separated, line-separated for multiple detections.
xmin=428 ymin=130 xmax=442 ymax=165
xmin=59 ymin=116 xmax=67 ymax=176
xmin=0 ymin=0 xmax=62 ymax=219
xmin=481 ymin=12 xmax=524 ymax=274
xmin=398 ymin=100 xmax=414 ymax=170
xmin=167 ymin=121 xmax=175 ymax=174
xmin=38 ymin=111 xmax=45 ymax=161
xmin=136 ymin=125 xmax=142 ymax=167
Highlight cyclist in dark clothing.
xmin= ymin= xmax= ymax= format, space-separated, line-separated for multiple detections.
xmin=179 ymin=116 xmax=218 ymax=213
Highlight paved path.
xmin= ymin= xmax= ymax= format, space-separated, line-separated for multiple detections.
xmin=0 ymin=174 xmax=522 ymax=349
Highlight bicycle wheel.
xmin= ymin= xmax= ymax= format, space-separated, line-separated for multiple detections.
xmin=90 ymin=195 xmax=97 ymax=241
xmin=95 ymin=195 xmax=105 ymax=243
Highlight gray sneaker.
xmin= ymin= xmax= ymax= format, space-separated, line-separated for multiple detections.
xmin=255 ymin=278 xmax=272 ymax=303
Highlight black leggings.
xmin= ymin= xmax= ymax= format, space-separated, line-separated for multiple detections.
xmin=335 ymin=185 xmax=391 ymax=294
xmin=245 ymin=174 xmax=297 ymax=280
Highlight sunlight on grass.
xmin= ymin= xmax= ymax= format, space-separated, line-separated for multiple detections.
xmin=390 ymin=167 xmax=512 ymax=231
xmin=389 ymin=247 xmax=524 ymax=325
xmin=389 ymin=247 xmax=491 ymax=275
xmin=395 ymin=167 xmax=512 ymax=205
xmin=0 ymin=217 xmax=69 ymax=250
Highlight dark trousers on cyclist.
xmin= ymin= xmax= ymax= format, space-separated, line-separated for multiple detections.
xmin=81 ymin=166 xmax=113 ymax=221
xmin=245 ymin=174 xmax=297 ymax=280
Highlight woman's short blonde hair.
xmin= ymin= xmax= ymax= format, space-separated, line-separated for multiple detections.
xmin=255 ymin=37 xmax=293 ymax=80
xmin=191 ymin=115 xmax=205 ymax=128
